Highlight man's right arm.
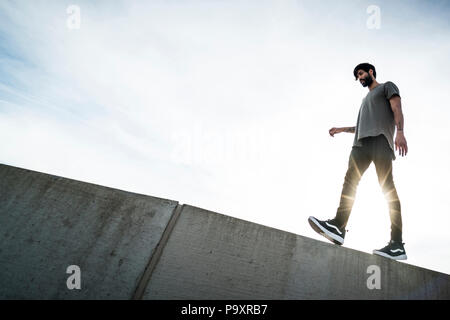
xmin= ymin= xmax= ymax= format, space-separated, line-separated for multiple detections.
xmin=329 ymin=126 xmax=355 ymax=137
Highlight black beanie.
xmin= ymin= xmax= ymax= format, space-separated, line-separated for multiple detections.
xmin=353 ymin=63 xmax=376 ymax=80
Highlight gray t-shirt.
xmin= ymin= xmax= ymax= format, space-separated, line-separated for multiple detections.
xmin=353 ymin=81 xmax=400 ymax=160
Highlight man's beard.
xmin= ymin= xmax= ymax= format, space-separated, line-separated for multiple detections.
xmin=361 ymin=74 xmax=373 ymax=87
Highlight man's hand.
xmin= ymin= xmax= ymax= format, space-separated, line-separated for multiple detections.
xmin=395 ymin=132 xmax=408 ymax=157
xmin=329 ymin=127 xmax=344 ymax=137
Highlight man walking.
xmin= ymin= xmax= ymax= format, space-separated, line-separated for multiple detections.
xmin=308 ymin=63 xmax=408 ymax=260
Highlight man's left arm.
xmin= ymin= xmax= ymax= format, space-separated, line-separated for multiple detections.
xmin=389 ymin=96 xmax=408 ymax=157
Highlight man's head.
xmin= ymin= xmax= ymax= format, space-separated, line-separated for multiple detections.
xmin=353 ymin=63 xmax=376 ymax=87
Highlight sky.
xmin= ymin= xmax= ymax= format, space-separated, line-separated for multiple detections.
xmin=1 ymin=0 xmax=449 ymax=275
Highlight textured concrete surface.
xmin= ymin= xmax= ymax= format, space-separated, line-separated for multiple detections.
xmin=0 ymin=164 xmax=178 ymax=299
xmin=144 ymin=205 xmax=450 ymax=300
xmin=1 ymin=164 xmax=449 ymax=299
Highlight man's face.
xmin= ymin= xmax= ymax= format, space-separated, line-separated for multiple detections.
xmin=356 ymin=69 xmax=373 ymax=87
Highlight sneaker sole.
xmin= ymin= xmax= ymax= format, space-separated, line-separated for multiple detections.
xmin=308 ymin=216 xmax=344 ymax=245
xmin=372 ymin=250 xmax=407 ymax=260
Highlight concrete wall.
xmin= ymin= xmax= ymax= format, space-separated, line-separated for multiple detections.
xmin=1 ymin=164 xmax=449 ymax=299
xmin=144 ymin=205 xmax=449 ymax=299
xmin=0 ymin=164 xmax=178 ymax=299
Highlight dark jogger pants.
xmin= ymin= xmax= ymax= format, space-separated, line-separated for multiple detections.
xmin=333 ymin=134 xmax=403 ymax=242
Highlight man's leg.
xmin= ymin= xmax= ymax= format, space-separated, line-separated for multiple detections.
xmin=373 ymin=135 xmax=403 ymax=242
xmin=333 ymin=143 xmax=372 ymax=229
